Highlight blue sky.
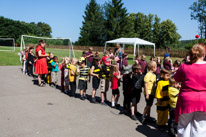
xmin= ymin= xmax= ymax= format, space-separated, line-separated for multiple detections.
xmin=0 ymin=0 xmax=198 ymax=42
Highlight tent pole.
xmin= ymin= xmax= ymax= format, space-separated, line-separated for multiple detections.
xmin=123 ymin=44 xmax=125 ymax=49
xmin=138 ymin=44 xmax=139 ymax=55
xmin=154 ymin=44 xmax=155 ymax=57
xmin=133 ymin=44 xmax=136 ymax=60
xmin=104 ymin=43 xmax=107 ymax=53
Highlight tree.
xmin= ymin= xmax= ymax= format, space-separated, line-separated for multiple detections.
xmin=153 ymin=15 xmax=161 ymax=48
xmin=189 ymin=0 xmax=206 ymax=38
xmin=78 ymin=0 xmax=105 ymax=46
xmin=159 ymin=19 xmax=181 ymax=48
xmin=37 ymin=22 xmax=52 ymax=37
xmin=104 ymin=0 xmax=129 ymax=40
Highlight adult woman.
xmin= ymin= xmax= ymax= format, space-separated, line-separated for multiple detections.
xmin=114 ymin=43 xmax=124 ymax=72
xmin=174 ymin=44 xmax=206 ymax=137
xmin=35 ymin=40 xmax=48 ymax=86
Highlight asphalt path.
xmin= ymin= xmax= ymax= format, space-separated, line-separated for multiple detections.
xmin=0 ymin=66 xmax=169 ymax=137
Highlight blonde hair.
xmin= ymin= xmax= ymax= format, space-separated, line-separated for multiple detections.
xmin=110 ymin=65 xmax=119 ymax=82
xmin=189 ymin=44 xmax=205 ymax=63
xmin=147 ymin=61 xmax=157 ymax=71
xmin=72 ymin=58 xmax=78 ymax=64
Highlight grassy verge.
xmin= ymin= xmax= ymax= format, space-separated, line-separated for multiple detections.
xmin=0 ymin=47 xmax=183 ymax=66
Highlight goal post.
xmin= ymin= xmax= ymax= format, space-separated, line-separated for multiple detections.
xmin=0 ymin=38 xmax=15 ymax=51
xmin=20 ymin=35 xmax=75 ymax=62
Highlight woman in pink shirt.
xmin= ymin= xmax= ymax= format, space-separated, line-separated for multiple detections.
xmin=174 ymin=44 xmax=206 ymax=137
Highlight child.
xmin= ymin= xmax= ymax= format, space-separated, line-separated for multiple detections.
xmin=95 ymin=51 xmax=100 ymax=58
xmin=135 ymin=54 xmax=140 ymax=65
xmin=139 ymin=54 xmax=147 ymax=74
xmin=156 ymin=57 xmax=161 ymax=81
xmin=90 ymin=57 xmax=101 ymax=103
xmin=68 ymin=58 xmax=78 ymax=97
xmin=28 ymin=47 xmax=36 ymax=77
xmin=100 ymin=51 xmax=111 ymax=106
xmin=47 ymin=53 xmax=54 ymax=85
xmin=171 ymin=60 xmax=181 ymax=75
xmin=22 ymin=47 xmax=29 ymax=75
xmin=163 ymin=53 xmax=172 ymax=70
xmin=61 ymin=57 xmax=70 ymax=93
xmin=110 ymin=65 xmax=121 ymax=108
xmin=141 ymin=61 xmax=157 ymax=124
xmin=129 ymin=64 xmax=144 ymax=120
xmin=150 ymin=55 xmax=155 ymax=61
xmin=168 ymin=77 xmax=180 ymax=137
xmin=155 ymin=68 xmax=171 ymax=130
xmin=77 ymin=57 xmax=90 ymax=100
xmin=51 ymin=56 xmax=59 ymax=88
xmin=122 ymin=66 xmax=132 ymax=114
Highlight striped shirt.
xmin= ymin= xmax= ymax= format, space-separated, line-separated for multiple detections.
xmin=79 ymin=66 xmax=90 ymax=81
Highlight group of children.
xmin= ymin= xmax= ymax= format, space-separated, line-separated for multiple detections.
xmin=22 ymin=46 xmax=181 ymax=137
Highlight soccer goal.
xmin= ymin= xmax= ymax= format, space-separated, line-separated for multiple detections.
xmin=20 ymin=35 xmax=75 ymax=61
xmin=0 ymin=38 xmax=15 ymax=51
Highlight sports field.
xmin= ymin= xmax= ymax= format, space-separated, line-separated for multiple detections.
xmin=0 ymin=47 xmax=183 ymax=66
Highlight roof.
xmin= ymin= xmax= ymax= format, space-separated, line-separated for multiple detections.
xmin=105 ymin=38 xmax=155 ymax=46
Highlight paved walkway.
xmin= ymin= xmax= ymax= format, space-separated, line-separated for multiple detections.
xmin=0 ymin=66 xmax=169 ymax=137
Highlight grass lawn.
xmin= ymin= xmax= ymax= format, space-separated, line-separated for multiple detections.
xmin=0 ymin=47 xmax=183 ymax=66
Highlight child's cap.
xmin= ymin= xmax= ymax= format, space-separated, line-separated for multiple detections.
xmin=79 ymin=57 xmax=85 ymax=63
xmin=164 ymin=53 xmax=170 ymax=58
xmin=102 ymin=56 xmax=111 ymax=66
xmin=29 ymin=47 xmax=34 ymax=50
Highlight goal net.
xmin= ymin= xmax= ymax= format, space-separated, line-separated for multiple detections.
xmin=20 ymin=35 xmax=75 ymax=61
xmin=0 ymin=38 xmax=15 ymax=51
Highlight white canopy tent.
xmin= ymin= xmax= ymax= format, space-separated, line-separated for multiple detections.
xmin=105 ymin=38 xmax=155 ymax=59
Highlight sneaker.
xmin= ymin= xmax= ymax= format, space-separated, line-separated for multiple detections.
xmin=141 ymin=115 xmax=147 ymax=124
xmin=157 ymin=125 xmax=165 ymax=131
xmin=111 ymin=105 xmax=116 ymax=108
xmin=50 ymin=84 xmax=55 ymax=88
xmin=135 ymin=112 xmax=142 ymax=117
xmin=83 ymin=95 xmax=87 ymax=99
xmin=80 ymin=96 xmax=85 ymax=100
xmin=131 ymin=115 xmax=138 ymax=121
xmin=147 ymin=117 xmax=156 ymax=123
xmin=90 ymin=98 xmax=97 ymax=103
xmin=101 ymin=102 xmax=107 ymax=106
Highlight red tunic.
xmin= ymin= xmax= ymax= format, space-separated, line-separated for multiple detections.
xmin=35 ymin=45 xmax=48 ymax=74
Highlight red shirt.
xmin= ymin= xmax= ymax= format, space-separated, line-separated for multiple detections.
xmin=111 ymin=72 xmax=119 ymax=90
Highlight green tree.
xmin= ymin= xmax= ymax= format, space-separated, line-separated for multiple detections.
xmin=159 ymin=19 xmax=181 ymax=48
xmin=37 ymin=22 xmax=52 ymax=37
xmin=78 ymin=0 xmax=105 ymax=46
xmin=189 ymin=0 xmax=206 ymax=38
xmin=153 ymin=15 xmax=161 ymax=48
xmin=104 ymin=0 xmax=129 ymax=40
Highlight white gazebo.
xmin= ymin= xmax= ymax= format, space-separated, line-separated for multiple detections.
xmin=105 ymin=38 xmax=155 ymax=59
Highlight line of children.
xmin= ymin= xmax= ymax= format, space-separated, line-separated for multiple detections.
xmin=22 ymin=47 xmax=182 ymax=136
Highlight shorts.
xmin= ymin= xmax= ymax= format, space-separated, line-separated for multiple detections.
xmin=78 ymin=80 xmax=87 ymax=90
xmin=64 ymin=77 xmax=70 ymax=86
xmin=100 ymin=79 xmax=109 ymax=92
xmin=51 ymin=71 xmax=58 ymax=84
xmin=92 ymin=77 xmax=100 ymax=89
xmin=112 ymin=89 xmax=120 ymax=95
xmin=145 ymin=94 xmax=154 ymax=107
xmin=130 ymin=89 xmax=141 ymax=105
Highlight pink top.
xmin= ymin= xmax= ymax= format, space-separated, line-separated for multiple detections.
xmin=111 ymin=72 xmax=119 ymax=90
xmin=174 ymin=62 xmax=206 ymax=122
